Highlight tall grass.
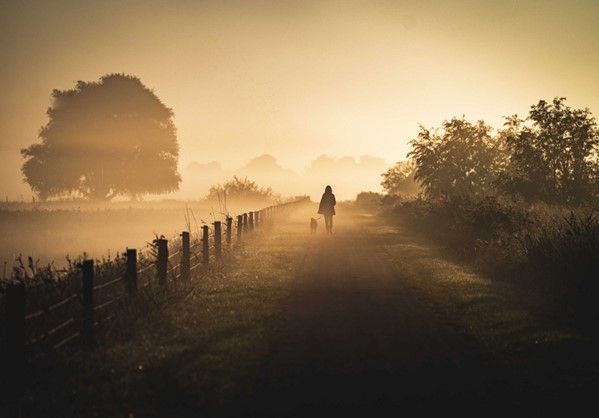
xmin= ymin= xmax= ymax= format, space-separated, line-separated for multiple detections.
xmin=386 ymin=195 xmax=599 ymax=331
xmin=523 ymin=212 xmax=599 ymax=324
xmin=1 ymin=212 xmax=308 ymax=416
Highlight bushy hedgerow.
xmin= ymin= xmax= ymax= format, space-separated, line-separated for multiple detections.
xmin=388 ymin=196 xmax=599 ymax=328
xmin=391 ymin=196 xmax=534 ymax=259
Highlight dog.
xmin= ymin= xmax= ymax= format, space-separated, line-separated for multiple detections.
xmin=310 ymin=217 xmax=318 ymax=233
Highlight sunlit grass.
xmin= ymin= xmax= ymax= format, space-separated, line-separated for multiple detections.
xmin=360 ymin=218 xmax=583 ymax=367
xmin=12 ymin=219 xmax=311 ymax=416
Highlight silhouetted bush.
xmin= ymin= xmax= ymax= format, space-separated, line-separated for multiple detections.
xmin=392 ymin=196 xmax=534 ymax=258
xmin=354 ymin=192 xmax=384 ymax=208
xmin=522 ymin=212 xmax=599 ymax=325
xmin=205 ymin=176 xmax=278 ymax=207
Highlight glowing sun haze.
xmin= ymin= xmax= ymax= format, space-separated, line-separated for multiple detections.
xmin=1 ymin=0 xmax=598 ymax=199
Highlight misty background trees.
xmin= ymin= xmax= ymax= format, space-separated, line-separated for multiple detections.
xmin=19 ymin=72 xmax=391 ymax=204
xmin=21 ymin=74 xmax=181 ymax=201
xmin=181 ymin=153 xmax=391 ymax=202
xmin=22 ymin=71 xmax=596 ymax=208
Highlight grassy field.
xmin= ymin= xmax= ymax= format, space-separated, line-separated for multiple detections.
xmin=2 ymin=209 xmax=312 ymax=417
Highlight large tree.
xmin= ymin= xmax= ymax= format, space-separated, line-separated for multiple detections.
xmin=500 ymin=97 xmax=599 ymax=205
xmin=21 ymin=74 xmax=181 ymax=201
xmin=408 ymin=117 xmax=505 ymax=200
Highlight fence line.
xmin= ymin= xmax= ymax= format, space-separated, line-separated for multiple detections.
xmin=1 ymin=197 xmax=310 ymax=372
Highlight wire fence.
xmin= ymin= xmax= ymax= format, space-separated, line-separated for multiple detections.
xmin=1 ymin=197 xmax=310 ymax=372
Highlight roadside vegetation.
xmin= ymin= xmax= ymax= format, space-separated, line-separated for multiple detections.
xmin=356 ymin=211 xmax=598 ymax=404
xmin=369 ymin=97 xmax=599 ymax=335
xmin=2 ymin=216 xmax=310 ymax=416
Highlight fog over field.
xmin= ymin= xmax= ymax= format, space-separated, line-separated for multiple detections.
xmin=177 ymin=153 xmax=391 ymax=202
xmin=0 ymin=150 xmax=390 ymax=270
xmin=0 ymin=203 xmax=204 ymax=270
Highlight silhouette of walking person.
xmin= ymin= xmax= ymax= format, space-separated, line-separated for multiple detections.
xmin=318 ymin=185 xmax=336 ymax=234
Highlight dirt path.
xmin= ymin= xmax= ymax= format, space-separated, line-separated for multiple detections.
xmin=228 ymin=214 xmax=513 ymax=417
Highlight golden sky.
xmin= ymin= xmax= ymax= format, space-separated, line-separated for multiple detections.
xmin=1 ymin=0 xmax=598 ymax=199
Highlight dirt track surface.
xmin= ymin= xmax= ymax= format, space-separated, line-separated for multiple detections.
xmin=227 ymin=216 xmax=515 ymax=417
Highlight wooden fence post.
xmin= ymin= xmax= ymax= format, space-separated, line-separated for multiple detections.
xmin=157 ymin=239 xmax=168 ymax=286
xmin=214 ymin=221 xmax=222 ymax=260
xmin=237 ymin=215 xmax=243 ymax=243
xmin=125 ymin=249 xmax=137 ymax=294
xmin=181 ymin=232 xmax=190 ymax=280
xmin=254 ymin=211 xmax=260 ymax=228
xmin=249 ymin=212 xmax=254 ymax=231
xmin=226 ymin=217 xmax=233 ymax=245
xmin=6 ymin=281 xmax=25 ymax=380
xmin=243 ymin=213 xmax=248 ymax=232
xmin=82 ymin=260 xmax=94 ymax=349
xmin=202 ymin=225 xmax=209 ymax=264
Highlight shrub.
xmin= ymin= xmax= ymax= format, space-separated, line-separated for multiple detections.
xmin=523 ymin=212 xmax=599 ymax=325
xmin=205 ymin=176 xmax=278 ymax=206
xmin=388 ymin=195 xmax=599 ymax=331
xmin=391 ymin=196 xmax=534 ymax=259
xmin=354 ymin=192 xmax=384 ymax=208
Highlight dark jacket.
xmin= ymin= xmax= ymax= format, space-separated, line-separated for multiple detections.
xmin=318 ymin=192 xmax=336 ymax=216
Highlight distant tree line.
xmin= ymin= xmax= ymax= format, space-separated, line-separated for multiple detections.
xmin=383 ymin=97 xmax=599 ymax=207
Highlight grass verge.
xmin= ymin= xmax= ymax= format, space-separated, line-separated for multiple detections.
xmin=357 ymin=210 xmax=598 ymax=395
xmin=4 ymin=220 xmax=310 ymax=417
